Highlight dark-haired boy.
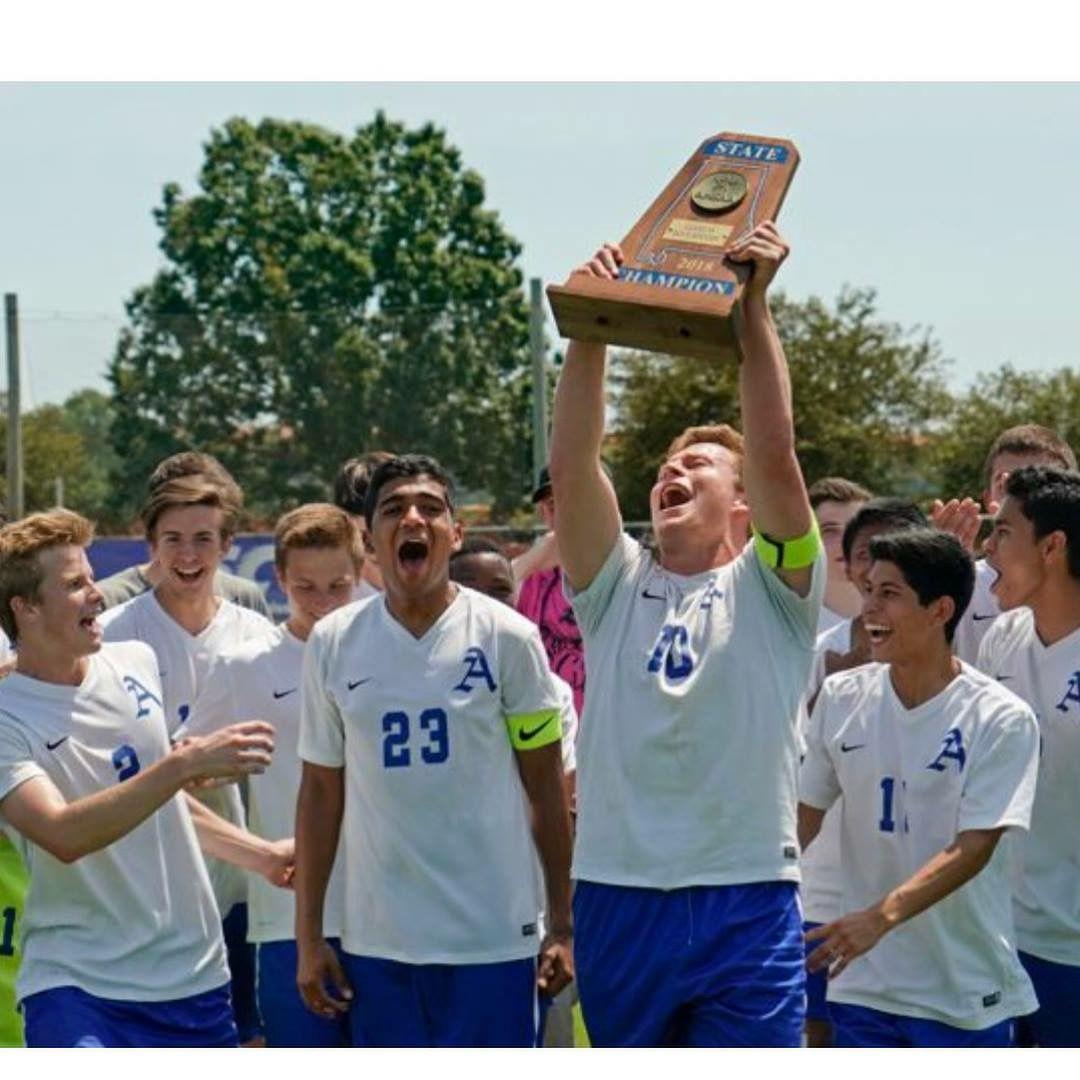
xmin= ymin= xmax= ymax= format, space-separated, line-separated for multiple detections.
xmin=978 ymin=464 xmax=1080 ymax=1046
xmin=332 ymin=451 xmax=395 ymax=600
xmin=295 ymin=455 xmax=573 ymax=1047
xmin=799 ymin=529 xmax=1038 ymax=1046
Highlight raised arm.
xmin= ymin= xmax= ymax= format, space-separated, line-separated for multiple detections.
xmin=0 ymin=721 xmax=274 ymax=865
xmin=728 ymin=222 xmax=815 ymax=596
xmin=548 ymin=245 xmax=624 ymax=593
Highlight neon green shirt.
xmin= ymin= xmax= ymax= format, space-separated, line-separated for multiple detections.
xmin=0 ymin=833 xmax=27 ymax=1046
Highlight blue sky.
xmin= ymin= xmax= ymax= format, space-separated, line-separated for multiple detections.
xmin=3 ymin=81 xmax=1079 ymax=407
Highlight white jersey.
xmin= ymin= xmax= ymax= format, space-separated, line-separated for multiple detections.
xmin=953 ymin=560 xmax=1001 ymax=666
xmin=299 ymin=587 xmax=562 ymax=964
xmin=569 ymin=533 xmax=824 ymax=889
xmin=800 ymin=661 xmax=1039 ymax=1029
xmin=0 ymin=642 xmax=228 ymax=1003
xmin=799 ymin=617 xmax=856 ymax=925
xmin=100 ymin=591 xmax=276 ymax=911
xmin=180 ymin=624 xmax=346 ymax=944
xmin=977 ymin=609 xmax=1080 ymax=966
xmin=817 ymin=604 xmax=847 ymax=636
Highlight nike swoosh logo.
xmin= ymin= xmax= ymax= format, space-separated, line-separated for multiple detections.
xmin=641 ymin=588 xmax=666 ymax=601
xmin=971 ymin=614 xmax=997 ymax=622
xmin=996 ymin=674 xmax=1015 ymax=682
xmin=272 ymin=688 xmax=298 ymax=699
xmin=519 ymin=716 xmax=555 ymax=741
xmin=347 ymin=677 xmax=373 ymax=691
xmin=46 ymin=737 xmax=69 ymax=751
xmin=840 ymin=742 xmax=865 ymax=753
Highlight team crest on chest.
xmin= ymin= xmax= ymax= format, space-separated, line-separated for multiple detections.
xmin=122 ymin=675 xmax=163 ymax=720
xmin=927 ymin=727 xmax=966 ymax=773
xmin=453 ymin=647 xmax=497 ymax=693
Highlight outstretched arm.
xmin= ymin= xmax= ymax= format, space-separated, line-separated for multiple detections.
xmin=0 ymin=722 xmax=274 ymax=864
xmin=184 ymin=793 xmax=293 ymax=887
xmin=549 ymin=246 xmax=624 ymax=593
xmin=728 ymin=222 xmax=815 ymax=596
xmin=805 ymin=827 xmax=1004 ymax=977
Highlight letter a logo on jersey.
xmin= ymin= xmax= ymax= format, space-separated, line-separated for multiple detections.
xmin=927 ymin=727 xmax=966 ymax=773
xmin=122 ymin=675 xmax=163 ymax=720
xmin=454 ymin=647 xmax=497 ymax=693
xmin=1055 ymin=671 xmax=1080 ymax=713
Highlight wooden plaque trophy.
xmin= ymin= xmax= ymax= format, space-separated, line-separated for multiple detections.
xmin=547 ymin=132 xmax=799 ymax=360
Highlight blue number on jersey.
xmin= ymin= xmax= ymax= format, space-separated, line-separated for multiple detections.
xmin=382 ymin=712 xmax=411 ymax=768
xmin=647 ymin=624 xmax=694 ymax=680
xmin=0 ymin=906 xmax=15 ymax=957
xmin=112 ymin=744 xmax=142 ymax=782
xmin=381 ymin=708 xmax=450 ymax=768
xmin=879 ymin=776 xmax=896 ymax=833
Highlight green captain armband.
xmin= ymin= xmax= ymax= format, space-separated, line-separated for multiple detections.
xmin=506 ymin=708 xmax=561 ymax=751
xmin=752 ymin=520 xmax=822 ymax=570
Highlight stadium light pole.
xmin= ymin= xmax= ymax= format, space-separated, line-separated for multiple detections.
xmin=4 ymin=293 xmax=23 ymax=520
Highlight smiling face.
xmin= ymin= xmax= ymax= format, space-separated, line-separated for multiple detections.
xmin=862 ymin=558 xmax=953 ymax=665
xmin=370 ymin=474 xmax=462 ymax=604
xmin=278 ymin=544 xmax=359 ymax=639
xmin=649 ymin=442 xmax=748 ymax=556
xmin=13 ymin=544 xmax=104 ymax=660
xmin=982 ymin=494 xmax=1055 ymax=611
xmin=149 ymin=503 xmax=230 ymax=601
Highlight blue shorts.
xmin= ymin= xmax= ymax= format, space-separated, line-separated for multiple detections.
xmin=802 ymin=920 xmax=831 ymax=1023
xmin=1017 ymin=951 xmax=1080 ymax=1047
xmin=21 ymin=984 xmax=237 ymax=1048
xmin=831 ymin=1002 xmax=1013 ymax=1047
xmin=573 ymin=879 xmax=805 ymax=1047
xmin=257 ymin=938 xmax=351 ymax=1047
xmin=340 ymin=952 xmax=540 ymax=1047
xmin=222 ymin=902 xmax=261 ymax=1043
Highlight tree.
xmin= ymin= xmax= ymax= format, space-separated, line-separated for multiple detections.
xmin=933 ymin=365 xmax=1080 ymax=501
xmin=108 ymin=114 xmax=534 ymax=522
xmin=608 ymin=287 xmax=954 ymax=519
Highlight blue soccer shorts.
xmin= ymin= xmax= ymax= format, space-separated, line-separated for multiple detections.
xmin=21 ymin=983 xmax=237 ymax=1047
xmin=831 ymin=1002 xmax=1013 ymax=1047
xmin=1016 ymin=950 xmax=1080 ymax=1048
xmin=257 ymin=937 xmax=351 ymax=1047
xmin=802 ymin=920 xmax=831 ymax=1023
xmin=573 ymin=879 xmax=806 ymax=1047
xmin=341 ymin=952 xmax=540 ymax=1047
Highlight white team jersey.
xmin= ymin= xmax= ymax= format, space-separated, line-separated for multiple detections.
xmin=953 ymin=560 xmax=1001 ymax=666
xmin=553 ymin=674 xmax=577 ymax=774
xmin=817 ymin=604 xmax=847 ymax=636
xmin=299 ymin=587 xmax=563 ymax=964
xmin=100 ymin=591 xmax=277 ymax=911
xmin=801 ymin=661 xmax=1039 ymax=1029
xmin=799 ymin=617 xmax=856 ymax=925
xmin=180 ymin=624 xmax=346 ymax=944
xmin=0 ymin=642 xmax=228 ymax=1003
xmin=568 ymin=533 xmax=824 ymax=889
xmin=977 ymin=608 xmax=1080 ymax=966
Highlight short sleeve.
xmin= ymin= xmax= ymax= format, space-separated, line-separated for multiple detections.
xmin=975 ymin=618 xmax=1005 ymax=678
xmin=501 ymin=623 xmax=563 ymax=752
xmin=0 ymin=716 xmax=44 ymax=811
xmin=799 ymin=688 xmax=841 ymax=812
xmin=745 ymin=542 xmax=826 ymax=649
xmin=556 ymin=678 xmax=578 ymax=773
xmin=298 ymin=625 xmax=346 ymax=768
xmin=565 ymin=533 xmax=642 ymax=637
xmin=958 ymin=702 xmax=1039 ymax=833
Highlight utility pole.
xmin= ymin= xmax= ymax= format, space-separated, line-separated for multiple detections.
xmin=54 ymin=476 xmax=65 ymax=508
xmin=529 ymin=278 xmax=548 ymax=486
xmin=4 ymin=294 xmax=23 ymax=520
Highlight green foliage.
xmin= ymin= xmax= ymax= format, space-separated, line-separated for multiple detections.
xmin=108 ymin=113 xmax=533 ymax=523
xmin=608 ymin=287 xmax=953 ymax=519
xmin=933 ymin=365 xmax=1080 ymax=500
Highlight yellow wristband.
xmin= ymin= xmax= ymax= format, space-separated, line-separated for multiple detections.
xmin=752 ymin=520 xmax=822 ymax=570
xmin=506 ymin=709 xmax=561 ymax=751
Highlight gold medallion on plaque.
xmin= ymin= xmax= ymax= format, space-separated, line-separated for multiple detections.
xmin=690 ymin=170 xmax=748 ymax=214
